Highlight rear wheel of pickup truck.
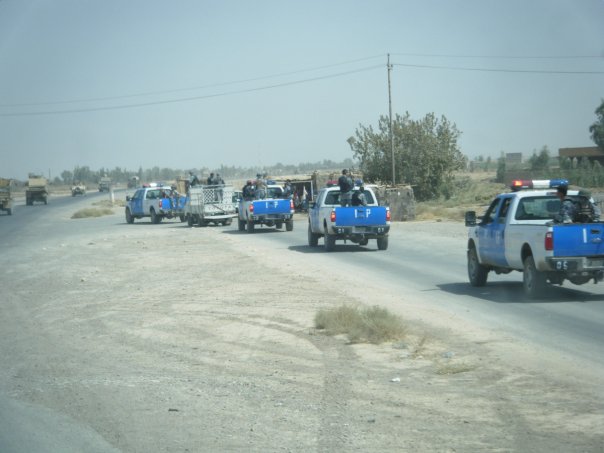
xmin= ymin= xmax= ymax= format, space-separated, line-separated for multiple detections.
xmin=247 ymin=220 xmax=254 ymax=233
xmin=125 ymin=208 xmax=134 ymax=224
xmin=285 ymin=220 xmax=294 ymax=232
xmin=150 ymin=209 xmax=160 ymax=224
xmin=308 ymin=224 xmax=319 ymax=246
xmin=468 ymin=246 xmax=488 ymax=286
xmin=377 ymin=236 xmax=388 ymax=250
xmin=324 ymin=234 xmax=336 ymax=252
xmin=523 ymin=255 xmax=547 ymax=299
xmin=238 ymin=218 xmax=245 ymax=231
xmin=187 ymin=214 xmax=194 ymax=227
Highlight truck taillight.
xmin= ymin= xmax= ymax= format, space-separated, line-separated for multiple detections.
xmin=159 ymin=199 xmax=165 ymax=209
xmin=386 ymin=209 xmax=391 ymax=222
xmin=545 ymin=232 xmax=553 ymax=251
xmin=330 ymin=210 xmax=336 ymax=222
xmin=290 ymin=199 xmax=294 ymax=211
xmin=249 ymin=203 xmax=254 ymax=213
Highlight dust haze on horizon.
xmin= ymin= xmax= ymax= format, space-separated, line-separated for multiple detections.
xmin=1 ymin=0 xmax=603 ymax=180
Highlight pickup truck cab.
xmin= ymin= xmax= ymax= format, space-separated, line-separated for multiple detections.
xmin=238 ymin=184 xmax=294 ymax=233
xmin=125 ymin=184 xmax=186 ymax=224
xmin=308 ymin=185 xmax=390 ymax=251
xmin=465 ymin=179 xmax=604 ymax=298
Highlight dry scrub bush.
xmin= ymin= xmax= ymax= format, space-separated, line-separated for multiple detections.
xmin=315 ymin=304 xmax=406 ymax=344
xmin=71 ymin=208 xmax=114 ymax=219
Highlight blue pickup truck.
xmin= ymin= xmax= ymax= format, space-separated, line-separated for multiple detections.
xmin=308 ymin=185 xmax=390 ymax=251
xmin=125 ymin=184 xmax=187 ymax=224
xmin=465 ymin=179 xmax=604 ymax=298
xmin=238 ymin=185 xmax=294 ymax=232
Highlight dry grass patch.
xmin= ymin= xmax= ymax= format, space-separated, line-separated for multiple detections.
xmin=93 ymin=199 xmax=125 ymax=208
xmin=314 ymin=304 xmax=406 ymax=344
xmin=71 ymin=208 xmax=114 ymax=219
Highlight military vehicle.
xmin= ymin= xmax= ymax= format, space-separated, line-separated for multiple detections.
xmin=98 ymin=176 xmax=112 ymax=192
xmin=0 ymin=178 xmax=12 ymax=215
xmin=26 ymin=175 xmax=48 ymax=206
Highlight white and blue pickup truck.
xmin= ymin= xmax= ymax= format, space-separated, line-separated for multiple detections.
xmin=308 ymin=185 xmax=390 ymax=251
xmin=465 ymin=179 xmax=604 ymax=298
xmin=125 ymin=184 xmax=187 ymax=224
xmin=238 ymin=184 xmax=295 ymax=232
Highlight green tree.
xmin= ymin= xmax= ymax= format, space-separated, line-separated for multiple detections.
xmin=496 ymin=153 xmax=506 ymax=183
xmin=528 ymin=146 xmax=550 ymax=173
xmin=348 ymin=112 xmax=466 ymax=200
xmin=589 ymin=99 xmax=604 ymax=150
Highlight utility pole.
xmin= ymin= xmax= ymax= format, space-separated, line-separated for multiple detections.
xmin=387 ymin=53 xmax=395 ymax=185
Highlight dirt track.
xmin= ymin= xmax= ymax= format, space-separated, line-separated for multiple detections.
xmin=1 ymin=205 xmax=603 ymax=452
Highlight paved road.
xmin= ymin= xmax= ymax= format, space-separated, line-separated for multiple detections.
xmin=230 ymin=217 xmax=604 ymax=374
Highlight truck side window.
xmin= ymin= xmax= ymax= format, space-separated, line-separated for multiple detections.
xmin=481 ymin=198 xmax=501 ymax=225
xmin=498 ymin=198 xmax=512 ymax=223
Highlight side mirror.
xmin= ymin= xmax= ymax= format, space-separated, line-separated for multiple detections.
xmin=465 ymin=211 xmax=476 ymax=227
xmin=126 ymin=196 xmax=131 ymax=202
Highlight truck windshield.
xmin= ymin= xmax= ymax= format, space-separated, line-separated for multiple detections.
xmin=515 ymin=196 xmax=560 ymax=221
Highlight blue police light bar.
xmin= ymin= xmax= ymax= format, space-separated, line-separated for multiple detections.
xmin=510 ymin=179 xmax=569 ymax=191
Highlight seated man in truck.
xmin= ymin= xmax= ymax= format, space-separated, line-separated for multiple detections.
xmin=351 ymin=185 xmax=368 ymax=206
xmin=554 ymin=185 xmax=576 ymax=224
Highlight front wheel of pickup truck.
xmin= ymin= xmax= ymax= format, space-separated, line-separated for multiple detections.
xmin=125 ymin=208 xmax=134 ymax=224
xmin=523 ymin=255 xmax=547 ymax=299
xmin=308 ymin=224 xmax=319 ymax=247
xmin=377 ymin=236 xmax=388 ymax=251
xmin=324 ymin=234 xmax=336 ymax=252
xmin=468 ymin=246 xmax=488 ymax=287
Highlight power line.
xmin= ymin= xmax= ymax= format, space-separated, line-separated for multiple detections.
xmin=0 ymin=65 xmax=383 ymax=117
xmin=390 ymin=52 xmax=604 ymax=60
xmin=0 ymin=54 xmax=385 ymax=108
xmin=392 ymin=62 xmax=604 ymax=74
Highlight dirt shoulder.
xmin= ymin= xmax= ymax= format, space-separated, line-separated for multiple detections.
xmin=1 ymin=208 xmax=603 ymax=452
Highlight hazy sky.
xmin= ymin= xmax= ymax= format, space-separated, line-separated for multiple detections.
xmin=1 ymin=0 xmax=603 ymax=180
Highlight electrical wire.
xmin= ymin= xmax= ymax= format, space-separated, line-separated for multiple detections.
xmin=0 ymin=54 xmax=385 ymax=108
xmin=0 ymin=64 xmax=382 ymax=117
xmin=390 ymin=52 xmax=604 ymax=60
xmin=392 ymin=62 xmax=604 ymax=74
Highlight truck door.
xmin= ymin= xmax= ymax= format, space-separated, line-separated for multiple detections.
xmin=476 ymin=197 xmax=503 ymax=266
xmin=484 ymin=197 xmax=512 ymax=267
xmin=309 ymin=191 xmax=324 ymax=231
xmin=131 ymin=189 xmax=144 ymax=215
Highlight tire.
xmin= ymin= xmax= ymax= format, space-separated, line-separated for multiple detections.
xmin=285 ymin=220 xmax=294 ymax=232
xmin=467 ymin=246 xmax=488 ymax=287
xmin=275 ymin=221 xmax=283 ymax=229
xmin=523 ymin=255 xmax=547 ymax=299
xmin=324 ymin=234 xmax=336 ymax=252
xmin=125 ymin=208 xmax=134 ymax=224
xmin=179 ymin=215 xmax=185 ymax=222
xmin=247 ymin=220 xmax=254 ymax=233
xmin=187 ymin=214 xmax=194 ymax=227
xmin=7 ymin=208 xmax=12 ymax=216
xmin=308 ymin=224 xmax=319 ymax=247
xmin=238 ymin=218 xmax=246 ymax=231
xmin=224 ymin=218 xmax=232 ymax=226
xmin=377 ymin=236 xmax=389 ymax=251
xmin=359 ymin=238 xmax=369 ymax=246
xmin=150 ymin=209 xmax=159 ymax=224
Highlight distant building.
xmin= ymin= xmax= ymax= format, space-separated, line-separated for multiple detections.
xmin=505 ymin=152 xmax=523 ymax=165
xmin=559 ymin=146 xmax=604 ymax=164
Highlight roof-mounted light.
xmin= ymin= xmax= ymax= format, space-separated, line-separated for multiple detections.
xmin=510 ymin=178 xmax=569 ymax=191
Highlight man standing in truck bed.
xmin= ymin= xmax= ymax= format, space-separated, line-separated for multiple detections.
xmin=338 ymin=169 xmax=353 ymax=207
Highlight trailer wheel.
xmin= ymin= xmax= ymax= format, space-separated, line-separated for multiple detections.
xmin=285 ymin=220 xmax=294 ymax=232
xmin=523 ymin=255 xmax=547 ymax=299
xmin=247 ymin=220 xmax=255 ymax=233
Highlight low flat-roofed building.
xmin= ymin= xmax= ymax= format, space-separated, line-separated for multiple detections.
xmin=559 ymin=146 xmax=604 ymax=164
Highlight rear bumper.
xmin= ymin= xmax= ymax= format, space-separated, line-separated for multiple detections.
xmin=545 ymin=256 xmax=604 ymax=272
xmin=250 ymin=213 xmax=293 ymax=222
xmin=330 ymin=225 xmax=390 ymax=237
